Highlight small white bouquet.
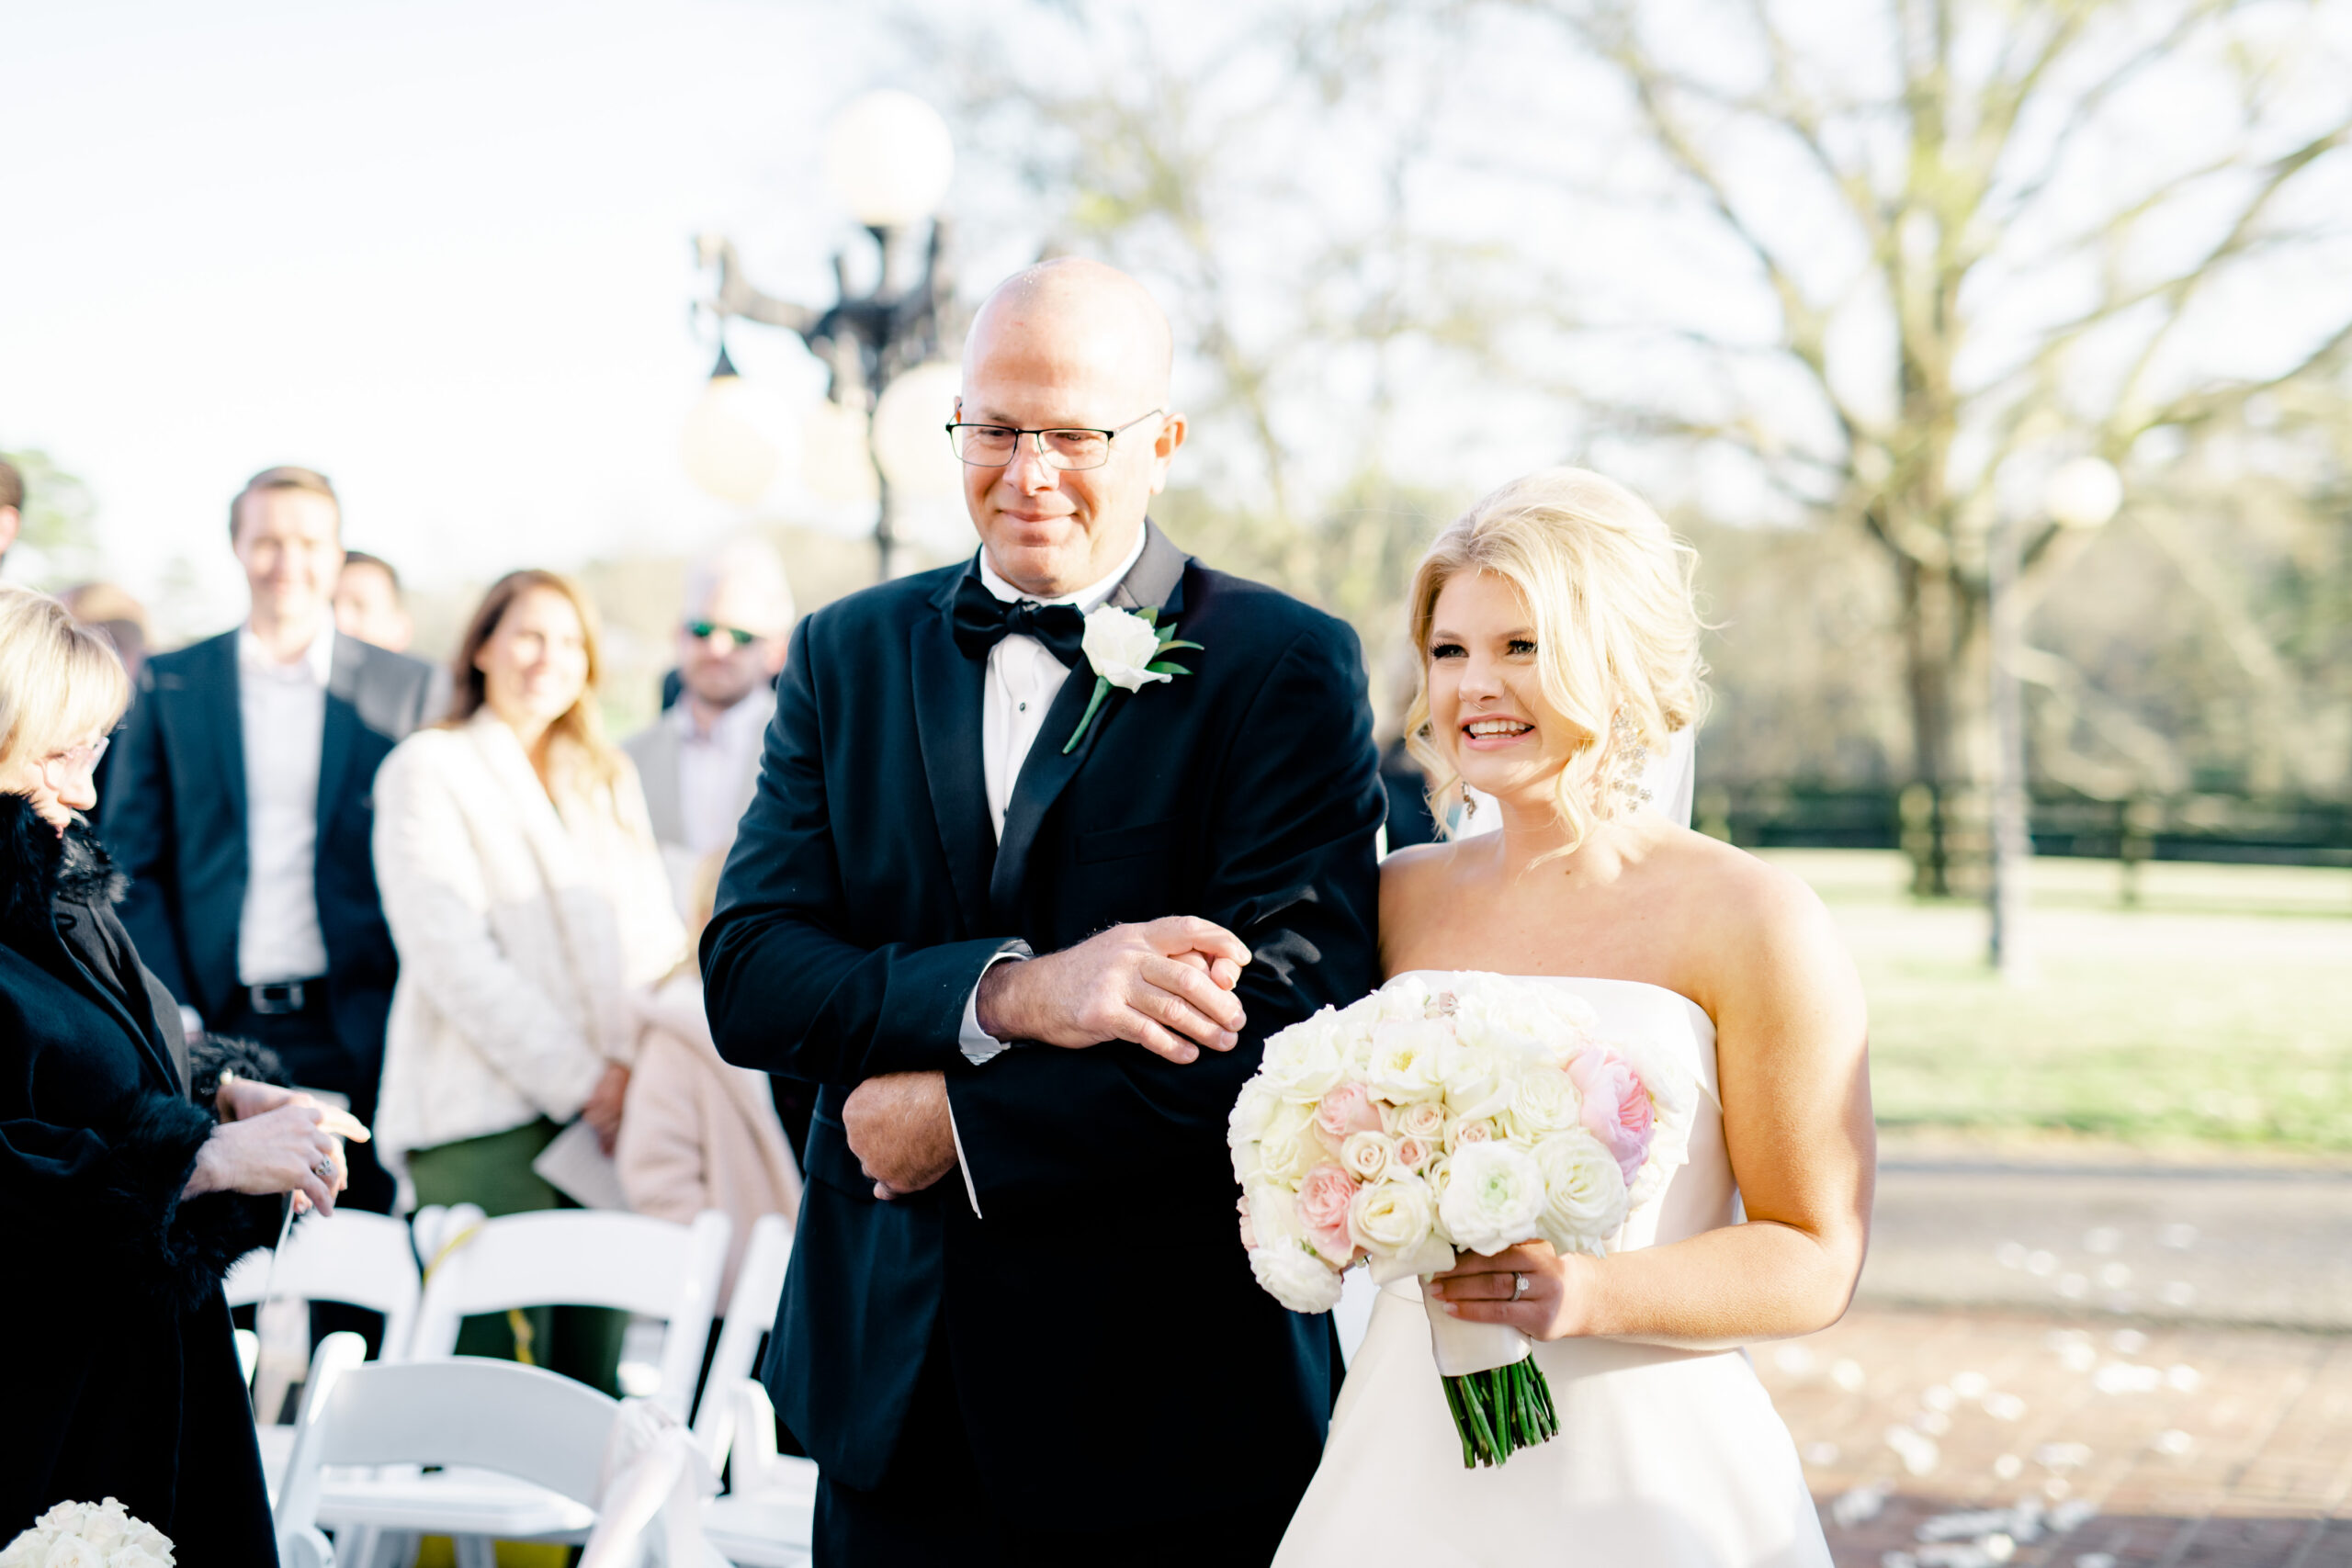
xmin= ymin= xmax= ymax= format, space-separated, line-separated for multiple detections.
xmin=1 ymin=1498 xmax=175 ymax=1567
xmin=1230 ymin=972 xmax=1697 ymax=1467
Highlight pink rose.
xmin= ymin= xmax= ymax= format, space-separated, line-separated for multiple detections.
xmin=1315 ymin=1081 xmax=1385 ymax=1145
xmin=1569 ymin=1045 xmax=1655 ymax=1185
xmin=1395 ymin=1135 xmax=1433 ymax=1171
xmin=1237 ymin=1194 xmax=1257 ymax=1251
xmin=1298 ymin=1163 xmax=1360 ymax=1264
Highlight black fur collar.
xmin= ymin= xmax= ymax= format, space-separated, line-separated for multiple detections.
xmin=0 ymin=791 xmax=125 ymax=933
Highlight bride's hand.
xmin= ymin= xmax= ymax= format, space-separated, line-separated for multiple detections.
xmin=1426 ymin=1241 xmax=1591 ymax=1341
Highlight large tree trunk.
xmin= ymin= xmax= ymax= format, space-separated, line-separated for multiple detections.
xmin=1899 ymin=558 xmax=1991 ymax=897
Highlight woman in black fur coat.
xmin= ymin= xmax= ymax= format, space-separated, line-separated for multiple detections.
xmin=1 ymin=585 xmax=356 ymax=1564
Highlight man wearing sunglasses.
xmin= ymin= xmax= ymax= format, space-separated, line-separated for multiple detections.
xmin=625 ymin=537 xmax=795 ymax=915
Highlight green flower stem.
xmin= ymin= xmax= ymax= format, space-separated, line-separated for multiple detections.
xmin=1061 ymin=677 xmax=1113 ymax=754
xmin=1441 ymin=1360 xmax=1562 ymax=1469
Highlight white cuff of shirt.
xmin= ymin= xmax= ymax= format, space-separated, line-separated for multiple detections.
xmin=957 ymin=947 xmax=1032 ymax=1066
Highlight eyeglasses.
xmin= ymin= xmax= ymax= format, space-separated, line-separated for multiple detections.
xmin=684 ymin=621 xmax=763 ymax=649
xmin=944 ymin=409 xmax=1165 ymax=472
xmin=39 ymin=738 xmax=109 ymax=789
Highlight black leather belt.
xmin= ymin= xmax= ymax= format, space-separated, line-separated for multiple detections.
xmin=247 ymin=978 xmax=325 ymax=1015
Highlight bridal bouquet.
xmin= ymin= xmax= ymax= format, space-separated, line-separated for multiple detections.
xmin=2 ymin=1499 xmax=174 ymax=1567
xmin=1229 ymin=972 xmax=1697 ymax=1468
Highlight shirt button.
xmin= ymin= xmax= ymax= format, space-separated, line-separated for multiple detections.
xmin=1018 ymin=702 xmax=1027 ymax=712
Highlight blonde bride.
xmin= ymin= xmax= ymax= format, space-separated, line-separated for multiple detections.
xmin=1276 ymin=468 xmax=1867 ymax=1567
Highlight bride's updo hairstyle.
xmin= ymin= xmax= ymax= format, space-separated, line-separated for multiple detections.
xmin=1403 ymin=467 xmax=1705 ymax=853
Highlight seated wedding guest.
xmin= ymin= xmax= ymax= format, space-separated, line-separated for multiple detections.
xmin=623 ymin=537 xmax=794 ymax=913
xmin=0 ymin=583 xmax=358 ymax=1562
xmin=372 ymin=569 xmax=685 ymax=1396
xmin=334 ymin=549 xmax=413 ymax=653
xmin=616 ymin=854 xmax=799 ymax=1395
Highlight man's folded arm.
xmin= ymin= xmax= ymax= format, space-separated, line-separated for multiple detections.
xmin=701 ymin=622 xmax=1024 ymax=1087
xmin=946 ymin=623 xmax=1385 ymax=1208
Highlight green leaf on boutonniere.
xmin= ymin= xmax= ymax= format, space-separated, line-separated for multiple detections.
xmin=1146 ymin=661 xmax=1191 ymax=677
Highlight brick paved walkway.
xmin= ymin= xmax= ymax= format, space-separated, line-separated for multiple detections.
xmin=1755 ymin=1308 xmax=2352 ymax=1568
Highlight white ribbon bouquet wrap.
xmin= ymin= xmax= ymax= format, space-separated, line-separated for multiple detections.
xmin=1230 ymin=973 xmax=1697 ymax=1468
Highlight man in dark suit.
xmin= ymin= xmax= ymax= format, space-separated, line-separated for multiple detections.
xmin=107 ymin=467 xmax=435 ymax=1214
xmin=703 ymin=259 xmax=1385 ymax=1564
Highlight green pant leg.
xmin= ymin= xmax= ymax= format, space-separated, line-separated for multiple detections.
xmin=405 ymin=1120 xmax=566 ymax=1367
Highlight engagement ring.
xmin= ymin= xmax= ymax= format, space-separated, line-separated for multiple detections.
xmin=1512 ymin=1271 xmax=1529 ymax=1301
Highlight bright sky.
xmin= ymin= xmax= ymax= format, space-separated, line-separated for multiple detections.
xmin=1 ymin=0 xmax=987 ymax=635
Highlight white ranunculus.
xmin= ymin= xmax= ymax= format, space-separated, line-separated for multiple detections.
xmin=1454 ymin=973 xmax=1598 ymax=1068
xmin=1250 ymin=1237 xmax=1346 ymax=1314
xmin=1340 ymin=1130 xmax=1395 ymax=1183
xmin=1259 ymin=1010 xmax=1348 ymax=1103
xmin=1080 ymin=604 xmax=1174 ymax=692
xmin=1533 ymin=1129 xmax=1631 ymax=1256
xmin=1503 ymin=1066 xmax=1585 ymax=1143
xmin=1438 ymin=1141 xmax=1547 ymax=1256
xmin=1364 ymin=1019 xmax=1450 ymax=1104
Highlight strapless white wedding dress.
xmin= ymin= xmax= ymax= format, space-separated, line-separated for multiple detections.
xmin=1274 ymin=974 xmax=1832 ymax=1568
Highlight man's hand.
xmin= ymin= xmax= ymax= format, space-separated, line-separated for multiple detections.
xmin=974 ymin=916 xmax=1251 ymax=1065
xmin=843 ymin=1071 xmax=958 ymax=1201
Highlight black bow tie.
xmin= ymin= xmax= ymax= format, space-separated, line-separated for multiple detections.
xmin=950 ymin=573 xmax=1089 ymax=667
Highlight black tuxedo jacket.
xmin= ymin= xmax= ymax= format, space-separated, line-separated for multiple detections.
xmin=703 ymin=524 xmax=1385 ymax=1525
xmin=105 ymin=630 xmax=435 ymax=1071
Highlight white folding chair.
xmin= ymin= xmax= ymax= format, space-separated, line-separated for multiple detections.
xmin=276 ymin=1349 xmax=691 ymax=1568
xmin=690 ymin=1215 xmax=793 ymax=1470
xmin=408 ymin=1208 xmax=729 ymax=1418
xmin=311 ymin=1208 xmax=730 ymax=1556
xmin=692 ymin=1217 xmax=814 ymax=1568
xmin=224 ymin=1210 xmax=425 ymax=1501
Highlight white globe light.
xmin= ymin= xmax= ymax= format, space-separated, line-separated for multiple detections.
xmin=681 ymin=372 xmax=786 ymax=505
xmin=802 ymin=399 xmax=878 ymax=504
xmin=822 ymin=90 xmax=955 ymax=228
xmin=872 ymin=361 xmax=965 ymax=501
xmin=2044 ymin=456 xmax=2123 ymax=529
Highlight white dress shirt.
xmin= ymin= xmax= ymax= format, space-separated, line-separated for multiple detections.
xmin=675 ymin=689 xmax=775 ymax=857
xmin=957 ymin=525 xmax=1149 ymax=1063
xmin=236 ymin=626 xmax=335 ymax=986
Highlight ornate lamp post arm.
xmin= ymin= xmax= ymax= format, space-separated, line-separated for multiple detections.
xmin=693 ymin=221 xmax=959 ymax=581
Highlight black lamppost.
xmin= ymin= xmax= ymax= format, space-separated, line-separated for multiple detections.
xmin=691 ymin=90 xmax=961 ymax=582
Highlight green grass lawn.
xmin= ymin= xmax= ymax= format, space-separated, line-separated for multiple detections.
xmin=1758 ymin=851 xmax=2352 ymax=1158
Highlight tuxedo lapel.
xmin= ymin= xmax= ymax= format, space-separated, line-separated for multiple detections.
xmin=911 ymin=572 xmax=995 ymax=936
xmin=315 ymin=634 xmax=364 ymax=843
xmin=987 ymin=522 xmax=1191 ymax=927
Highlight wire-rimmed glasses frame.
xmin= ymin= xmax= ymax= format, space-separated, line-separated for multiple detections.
xmin=38 ymin=736 xmax=109 ymax=791
xmin=944 ymin=408 xmax=1166 ymax=472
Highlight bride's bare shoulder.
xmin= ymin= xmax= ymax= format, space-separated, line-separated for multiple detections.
xmin=1649 ymin=827 xmax=1853 ymax=1002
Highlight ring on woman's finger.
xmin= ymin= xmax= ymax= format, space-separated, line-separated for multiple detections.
xmin=1511 ymin=1271 xmax=1529 ymax=1302
xmin=313 ymin=1158 xmax=336 ymax=1182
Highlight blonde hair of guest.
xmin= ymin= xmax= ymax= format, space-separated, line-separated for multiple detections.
xmin=0 ymin=583 xmax=130 ymax=770
xmin=1403 ymin=466 xmax=1708 ymax=857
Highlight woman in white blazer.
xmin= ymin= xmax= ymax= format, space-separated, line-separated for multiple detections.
xmin=372 ymin=569 xmax=684 ymax=1393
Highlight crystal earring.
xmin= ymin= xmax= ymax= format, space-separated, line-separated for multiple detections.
xmin=1461 ymin=781 xmax=1476 ymax=820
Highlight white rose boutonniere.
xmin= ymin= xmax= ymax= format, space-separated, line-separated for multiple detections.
xmin=1063 ymin=604 xmax=1202 ymax=753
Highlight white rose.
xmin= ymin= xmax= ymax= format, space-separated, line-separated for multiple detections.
xmin=1445 ymin=1116 xmax=1497 ymax=1152
xmin=1340 ymin=1130 xmax=1395 ymax=1183
xmin=1348 ymin=1174 xmax=1436 ymax=1258
xmin=1259 ymin=1011 xmax=1348 ymax=1103
xmin=1250 ymin=1238 xmax=1346 ymax=1314
xmin=1251 ymin=1100 xmax=1319 ymax=1185
xmin=1437 ymin=1040 xmax=1514 ymax=1123
xmin=1533 ymin=1130 xmax=1631 ymax=1256
xmin=42 ymin=1538 xmax=103 ymax=1568
xmin=1373 ymin=974 xmax=1434 ymax=1022
xmin=30 ymin=1510 xmax=85 ymax=1540
xmin=1503 ymin=1066 xmax=1584 ymax=1142
xmin=0 ymin=1535 xmax=49 ymax=1568
xmin=1438 ymin=1141 xmax=1547 ymax=1256
xmin=1080 ymin=604 xmax=1175 ymax=692
xmin=108 ymin=1550 xmax=166 ymax=1568
xmin=1364 ymin=1019 xmax=1450 ymax=1104
xmin=1391 ymin=1100 xmax=1447 ymax=1143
